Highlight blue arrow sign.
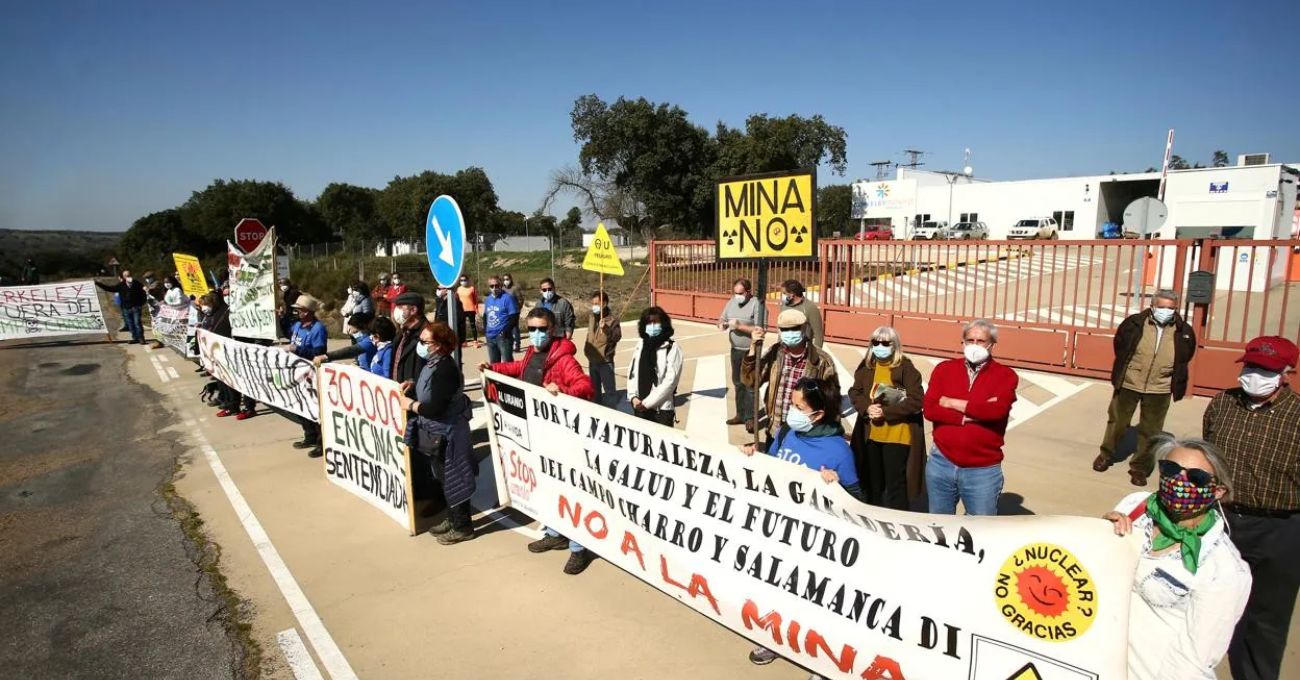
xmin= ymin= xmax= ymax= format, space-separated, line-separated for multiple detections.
xmin=425 ymin=195 xmax=466 ymax=287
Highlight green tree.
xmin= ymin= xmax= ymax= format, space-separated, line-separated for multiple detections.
xmin=1212 ymin=150 xmax=1230 ymax=167
xmin=712 ymin=114 xmax=848 ymax=177
xmin=317 ymin=183 xmax=384 ymax=243
xmin=560 ymin=206 xmax=583 ymax=233
xmin=180 ymin=179 xmax=327 ymax=250
xmin=118 ymin=209 xmax=191 ymax=267
xmin=1168 ymin=155 xmax=1190 ymax=170
xmin=376 ymin=168 xmax=500 ymax=242
xmin=816 ymin=184 xmax=853 ymax=236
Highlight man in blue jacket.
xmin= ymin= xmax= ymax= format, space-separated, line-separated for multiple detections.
xmin=285 ymin=294 xmax=327 ymax=457
xmin=481 ymin=275 xmax=519 ymax=364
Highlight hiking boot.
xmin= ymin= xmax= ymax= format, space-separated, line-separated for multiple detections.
xmin=1129 ymin=471 xmax=1148 ymax=487
xmin=563 ymin=549 xmax=595 ymax=575
xmin=307 ymin=447 xmax=323 ymax=459
xmin=292 ymin=439 xmax=318 ymax=449
xmin=436 ymin=528 xmax=475 ymax=545
xmin=427 ymin=518 xmax=453 ymax=535
xmin=726 ymin=416 xmax=744 ymax=425
xmin=235 ymin=410 xmax=255 ymax=421
xmin=748 ymin=646 xmax=780 ymax=665
xmin=527 ymin=534 xmax=570 ymax=553
xmin=1092 ymin=453 xmax=1112 ymax=472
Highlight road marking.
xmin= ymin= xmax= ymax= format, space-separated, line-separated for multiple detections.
xmin=277 ymin=629 xmax=325 ymax=680
xmin=166 ymin=367 xmax=180 ymax=379
xmin=682 ymin=354 xmax=730 ymax=446
xmin=191 ymin=430 xmax=358 ymax=680
xmin=149 ymin=355 xmax=171 ymax=383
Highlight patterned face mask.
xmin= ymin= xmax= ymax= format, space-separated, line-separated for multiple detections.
xmin=1157 ymin=472 xmax=1217 ymax=520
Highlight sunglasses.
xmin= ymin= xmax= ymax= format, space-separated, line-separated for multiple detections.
xmin=871 ymin=340 xmax=893 ymax=347
xmin=540 ymin=287 xmax=554 ymax=292
xmin=526 ymin=326 xmax=549 ymax=332
xmin=1158 ymin=459 xmax=1216 ymax=487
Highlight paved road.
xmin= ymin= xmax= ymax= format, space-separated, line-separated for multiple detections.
xmin=0 ymin=338 xmax=245 ymax=679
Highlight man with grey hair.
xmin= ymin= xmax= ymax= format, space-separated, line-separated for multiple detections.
xmin=922 ymin=318 xmax=1019 ymax=515
xmin=1095 ymin=290 xmax=1196 ymax=486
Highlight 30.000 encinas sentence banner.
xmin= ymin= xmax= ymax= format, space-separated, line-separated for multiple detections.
xmin=482 ymin=372 xmax=1140 ymax=680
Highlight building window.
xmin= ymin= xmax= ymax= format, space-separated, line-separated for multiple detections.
xmin=959 ymin=212 xmax=979 ymax=223
xmin=1053 ymin=210 xmax=1075 ymax=232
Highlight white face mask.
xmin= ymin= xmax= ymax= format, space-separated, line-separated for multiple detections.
xmin=391 ymin=279 xmax=400 ymax=286
xmin=1151 ymin=307 xmax=1175 ymax=324
xmin=1239 ymin=368 xmax=1282 ymax=398
xmin=734 ymin=293 xmax=747 ymax=303
xmin=164 ymin=283 xmax=173 ymax=289
xmin=201 ymin=305 xmax=212 ymax=314
xmin=124 ymin=277 xmax=134 ymax=284
xmin=963 ymin=343 xmax=991 ymax=365
xmin=591 ymin=305 xmax=602 ymax=315
xmin=280 ymin=285 xmax=288 ymax=292
xmin=392 ymin=307 xmax=408 ymax=325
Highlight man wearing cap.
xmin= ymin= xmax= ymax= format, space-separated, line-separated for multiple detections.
xmin=1094 ymin=289 xmax=1197 ymax=485
xmin=741 ymin=308 xmax=839 ymax=449
xmin=390 ymin=291 xmax=429 ymax=385
xmin=1203 ymin=335 xmax=1300 ymax=680
xmin=780 ymin=279 xmax=824 ymax=348
xmin=284 ymin=294 xmax=327 ymax=456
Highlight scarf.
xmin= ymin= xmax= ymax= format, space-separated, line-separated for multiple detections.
xmin=1145 ymin=494 xmax=1217 ymax=574
xmin=637 ymin=335 xmax=669 ymax=400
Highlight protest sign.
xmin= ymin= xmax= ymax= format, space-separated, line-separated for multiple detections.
xmin=318 ymin=362 xmax=416 ymax=534
xmin=484 ymin=372 xmax=1139 ymax=680
xmin=227 ymin=228 xmax=277 ymax=340
xmin=154 ymin=302 xmax=195 ymax=357
xmin=196 ymin=328 xmax=318 ymax=421
xmin=172 ymin=253 xmax=210 ymax=297
xmin=0 ymin=280 xmax=107 ymax=341
xmin=582 ymin=223 xmax=624 ymax=276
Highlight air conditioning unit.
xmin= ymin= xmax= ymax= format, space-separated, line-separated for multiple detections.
xmin=1238 ymin=153 xmax=1271 ymax=166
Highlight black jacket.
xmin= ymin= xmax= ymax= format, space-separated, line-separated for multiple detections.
xmin=392 ymin=318 xmax=428 ymax=383
xmin=201 ymin=297 xmax=233 ymax=337
xmin=96 ymin=278 xmax=147 ymax=308
xmin=1111 ymin=309 xmax=1196 ymax=401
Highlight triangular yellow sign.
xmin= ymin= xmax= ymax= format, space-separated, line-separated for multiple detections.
xmin=1005 ymin=663 xmax=1044 ymax=680
xmin=582 ymin=223 xmax=625 ymax=276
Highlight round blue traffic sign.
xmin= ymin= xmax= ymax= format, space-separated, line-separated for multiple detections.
xmin=425 ymin=195 xmax=466 ymax=287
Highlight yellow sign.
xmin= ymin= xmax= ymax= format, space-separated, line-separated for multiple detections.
xmin=716 ymin=170 xmax=815 ymax=259
xmin=172 ymin=253 xmax=210 ymax=298
xmin=993 ymin=543 xmax=1097 ymax=643
xmin=1005 ymin=663 xmax=1044 ymax=680
xmin=582 ymin=223 xmax=625 ymax=276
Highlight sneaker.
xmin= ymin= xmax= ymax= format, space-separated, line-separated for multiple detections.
xmin=235 ymin=411 xmax=255 ymax=421
xmin=427 ymin=518 xmax=453 ymax=535
xmin=563 ymin=549 xmax=595 ymax=575
xmin=527 ymin=534 xmax=570 ymax=553
xmin=748 ymin=646 xmax=780 ymax=665
xmin=436 ymin=528 xmax=475 ymax=545
xmin=307 ymin=447 xmax=323 ymax=459
xmin=725 ymin=416 xmax=744 ymax=425
xmin=215 ymin=409 xmax=234 ymax=418
xmin=292 ymin=440 xmax=318 ymax=450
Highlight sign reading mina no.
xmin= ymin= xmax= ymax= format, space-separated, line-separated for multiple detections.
xmin=715 ymin=169 xmax=816 ymax=260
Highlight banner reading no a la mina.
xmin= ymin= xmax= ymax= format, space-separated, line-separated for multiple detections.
xmin=483 ymin=372 xmax=1140 ymax=680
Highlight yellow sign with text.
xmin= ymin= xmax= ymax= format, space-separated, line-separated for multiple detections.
xmin=582 ymin=223 xmax=625 ymax=276
xmin=716 ymin=170 xmax=816 ymax=259
xmin=172 ymin=253 xmax=210 ymax=298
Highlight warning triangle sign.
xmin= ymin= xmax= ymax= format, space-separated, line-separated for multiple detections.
xmin=1005 ymin=662 xmax=1044 ymax=680
xmin=582 ymin=223 xmax=625 ymax=276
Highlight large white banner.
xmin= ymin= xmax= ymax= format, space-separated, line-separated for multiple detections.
xmin=0 ymin=280 xmax=107 ymax=341
xmin=227 ymin=228 xmax=277 ymax=340
xmin=318 ymin=362 xmax=415 ymax=534
xmin=153 ymin=302 xmax=195 ymax=357
xmin=484 ymin=373 xmax=1140 ymax=680
xmin=196 ymin=328 xmax=318 ymax=421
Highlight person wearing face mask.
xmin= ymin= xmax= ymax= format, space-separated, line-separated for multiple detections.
xmin=848 ymin=326 xmax=926 ymax=511
xmin=1103 ymin=437 xmax=1251 ymax=680
xmin=382 ymin=273 xmax=408 ymax=313
xmin=389 ymin=292 xmax=429 ymax=384
xmin=502 ymin=274 xmax=522 ymax=351
xmin=1202 ymin=335 xmax=1299 ymax=680
xmin=626 ymin=307 xmax=682 ymax=426
xmin=741 ymin=309 xmax=839 ymax=450
xmin=340 ymin=280 xmax=374 ymax=330
xmin=584 ymin=290 xmax=623 ymax=408
xmin=372 ymin=274 xmax=392 ymax=317
xmin=456 ymin=276 xmax=480 ymax=346
xmin=480 ymin=308 xmax=595 ymax=574
xmin=922 ymin=319 xmax=1018 ymax=516
xmin=1097 ymin=290 xmax=1197 ymax=486
xmin=162 ymin=276 xmax=186 ymax=307
xmin=432 ymin=286 xmax=450 ymax=325
xmin=719 ymin=278 xmax=762 ymax=429
xmin=536 ymin=278 xmax=576 ymax=339
xmin=780 ymin=279 xmax=824 ymax=348
xmin=481 ymin=275 xmax=520 ymax=364
xmin=96 ymin=269 xmax=148 ymax=344
xmin=311 ymin=312 xmax=377 ymax=370
xmin=277 ymin=278 xmax=300 ymax=340
xmin=739 ymin=376 xmax=862 ymax=669
xmin=281 ymin=294 xmax=327 ymax=457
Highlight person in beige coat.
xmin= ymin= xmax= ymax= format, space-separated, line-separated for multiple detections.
xmin=741 ymin=308 xmax=839 ymax=451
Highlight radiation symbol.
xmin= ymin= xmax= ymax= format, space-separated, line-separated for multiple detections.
xmin=792 ymin=225 xmax=809 ymax=244
xmin=722 ymin=228 xmax=738 ymax=246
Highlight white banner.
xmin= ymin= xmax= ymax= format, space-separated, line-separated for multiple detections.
xmin=484 ymin=373 xmax=1139 ymax=680
xmin=0 ymin=280 xmax=107 ymax=340
xmin=227 ymin=228 xmax=277 ymax=340
xmin=318 ymin=362 xmax=415 ymax=534
xmin=153 ymin=302 xmax=196 ymax=357
xmin=196 ymin=328 xmax=318 ymax=421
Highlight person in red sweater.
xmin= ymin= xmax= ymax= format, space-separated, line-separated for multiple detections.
xmin=383 ymin=273 xmax=409 ymax=311
xmin=922 ymin=319 xmax=1019 ymax=515
xmin=480 ymin=307 xmax=597 ymax=574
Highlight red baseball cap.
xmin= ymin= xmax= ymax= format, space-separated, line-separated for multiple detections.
xmin=1236 ymin=336 xmax=1299 ymax=372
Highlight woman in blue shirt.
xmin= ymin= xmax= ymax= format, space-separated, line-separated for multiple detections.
xmin=367 ymin=317 xmax=397 ymax=378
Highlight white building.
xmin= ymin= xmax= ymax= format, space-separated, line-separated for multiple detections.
xmin=852 ymin=159 xmax=1299 ymax=241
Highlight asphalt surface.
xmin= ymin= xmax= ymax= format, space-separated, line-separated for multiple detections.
xmin=0 ymin=338 xmax=243 ymax=679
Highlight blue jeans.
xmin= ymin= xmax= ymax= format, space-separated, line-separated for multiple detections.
xmin=544 ymin=527 xmax=585 ymax=552
xmin=487 ymin=334 xmax=513 ymax=364
xmin=925 ymin=446 xmax=1003 ymax=516
xmin=123 ymin=306 xmax=144 ymax=342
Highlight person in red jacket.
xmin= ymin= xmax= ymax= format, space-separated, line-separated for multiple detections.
xmin=481 ymin=307 xmax=596 ymax=573
xmin=383 ymin=273 xmax=409 ymax=311
xmin=922 ymin=318 xmax=1019 ymax=515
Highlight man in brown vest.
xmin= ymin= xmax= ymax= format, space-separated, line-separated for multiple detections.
xmin=1094 ymin=289 xmax=1196 ymax=485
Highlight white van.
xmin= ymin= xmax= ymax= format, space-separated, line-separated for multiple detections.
xmin=1008 ymin=217 xmax=1059 ymax=240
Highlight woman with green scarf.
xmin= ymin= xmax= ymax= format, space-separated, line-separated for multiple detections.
xmin=1103 ymin=436 xmax=1252 ymax=680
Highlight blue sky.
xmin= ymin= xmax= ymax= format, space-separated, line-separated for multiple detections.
xmin=1 ymin=0 xmax=1296 ymax=231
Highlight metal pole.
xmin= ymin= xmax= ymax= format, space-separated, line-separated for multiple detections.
xmin=448 ymin=286 xmax=462 ymax=371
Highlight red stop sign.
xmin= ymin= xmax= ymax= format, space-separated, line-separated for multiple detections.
xmin=234 ymin=218 xmax=268 ymax=252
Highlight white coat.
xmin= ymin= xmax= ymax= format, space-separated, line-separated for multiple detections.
xmin=626 ymin=338 xmax=683 ymax=412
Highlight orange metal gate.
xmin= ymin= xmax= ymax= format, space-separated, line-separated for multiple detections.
xmin=650 ymin=238 xmax=1300 ymax=397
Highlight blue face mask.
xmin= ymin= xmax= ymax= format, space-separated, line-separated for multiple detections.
xmin=416 ymin=342 xmax=430 ymax=359
xmin=645 ymin=323 xmax=662 ymax=338
xmin=529 ymin=329 xmax=550 ymax=348
xmin=780 ymin=329 xmax=804 ymax=347
xmin=786 ymin=407 xmax=815 ymax=433
xmin=871 ymin=345 xmax=893 ymax=360
xmin=1151 ymin=307 xmax=1175 ymax=324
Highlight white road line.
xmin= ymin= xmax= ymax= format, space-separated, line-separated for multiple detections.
xmin=192 ymin=432 xmax=358 ymax=680
xmin=166 ymin=367 xmax=180 ymax=379
xmin=682 ymin=354 xmax=730 ymax=446
xmin=149 ymin=355 xmax=171 ymax=383
xmin=277 ymin=629 xmax=325 ymax=680
xmin=827 ymin=348 xmax=861 ymax=431
xmin=1006 ymin=382 xmax=1092 ymax=433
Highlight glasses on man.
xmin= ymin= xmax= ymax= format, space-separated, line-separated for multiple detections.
xmin=489 ymin=283 xmax=503 ymax=289
xmin=1158 ymin=459 xmax=1216 ymax=487
xmin=539 ymin=287 xmax=554 ymax=292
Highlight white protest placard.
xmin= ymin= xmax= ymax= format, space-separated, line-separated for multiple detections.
xmin=483 ymin=372 xmax=1139 ymax=680
xmin=227 ymin=227 xmax=278 ymax=341
xmin=318 ymin=362 xmax=416 ymax=534
xmin=196 ymin=328 xmax=318 ymax=421
xmin=0 ymin=280 xmax=107 ymax=341
xmin=153 ymin=302 xmax=195 ymax=357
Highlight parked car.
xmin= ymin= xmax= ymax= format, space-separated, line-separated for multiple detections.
xmin=855 ymin=224 xmax=894 ymax=240
xmin=948 ymin=221 xmax=989 ymax=240
xmin=910 ymin=220 xmax=948 ymax=240
xmin=1008 ymin=217 xmax=1059 ymax=240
